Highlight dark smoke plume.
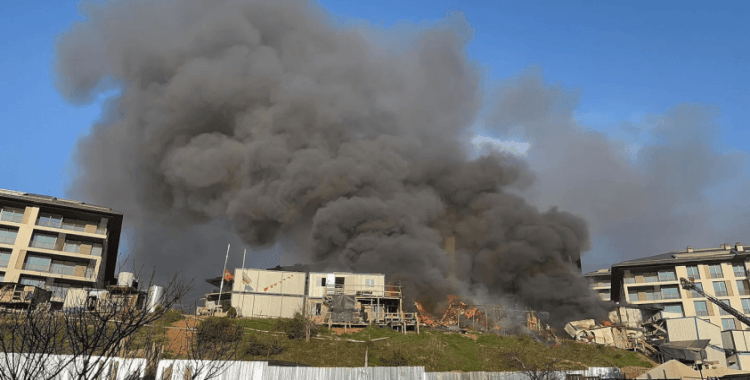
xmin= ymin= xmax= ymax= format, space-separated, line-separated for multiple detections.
xmin=56 ymin=0 xmax=607 ymax=323
xmin=483 ymin=68 xmax=748 ymax=272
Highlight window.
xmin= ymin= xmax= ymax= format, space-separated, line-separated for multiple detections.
xmin=0 ymin=228 xmax=18 ymax=245
xmin=365 ymin=279 xmax=375 ymax=286
xmin=61 ymin=219 xmax=87 ymax=232
xmin=600 ymin=291 xmax=611 ymax=301
xmin=691 ymin=282 xmax=704 ymax=298
xmin=50 ymin=261 xmax=76 ymax=276
xmin=694 ymin=301 xmax=709 ymax=316
xmin=310 ymin=303 xmax=322 ymax=316
xmin=664 ymin=304 xmax=685 ymax=317
xmin=643 ymin=272 xmax=659 ymax=283
xmin=0 ymin=207 xmax=24 ymax=223
xmin=63 ymin=241 xmax=81 ymax=253
xmin=658 ymin=269 xmax=677 ymax=282
xmin=717 ymin=299 xmax=732 ymax=315
xmin=90 ymin=244 xmax=103 ymax=257
xmin=0 ymin=272 xmax=4 ymax=282
xmin=735 ymin=264 xmax=748 ymax=278
xmin=661 ymin=286 xmax=680 ymax=300
xmin=24 ymin=255 xmax=51 ymax=272
xmin=742 ymin=299 xmax=750 ymax=314
xmin=624 ymin=274 xmax=636 ymax=284
xmin=319 ymin=278 xmax=326 ymax=287
xmin=709 ymin=264 xmax=724 ymax=279
xmin=601 ymin=280 xmax=611 ymax=287
xmin=646 ymin=289 xmax=661 ymax=300
xmin=628 ymin=292 xmax=639 ymax=302
xmin=0 ymin=250 xmax=10 ymax=268
xmin=19 ymin=277 xmax=45 ymax=288
xmin=686 ymin=265 xmax=701 ymax=280
xmin=30 ymin=233 xmax=57 ymax=250
xmin=722 ymin=318 xmax=737 ymax=331
xmin=714 ymin=281 xmax=729 ymax=297
xmin=737 ymin=281 xmax=750 ymax=296
xmin=37 ymin=213 xmax=63 ymax=228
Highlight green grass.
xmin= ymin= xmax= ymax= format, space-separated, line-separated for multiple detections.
xmin=227 ymin=322 xmax=654 ymax=372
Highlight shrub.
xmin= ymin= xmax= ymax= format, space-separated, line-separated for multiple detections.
xmin=378 ymin=350 xmax=409 ymax=366
xmin=196 ymin=318 xmax=243 ymax=344
xmin=243 ymin=336 xmax=285 ymax=356
xmin=273 ymin=313 xmax=317 ymax=340
xmin=162 ymin=309 xmax=184 ymax=324
xmin=227 ymin=307 xmax=237 ymax=318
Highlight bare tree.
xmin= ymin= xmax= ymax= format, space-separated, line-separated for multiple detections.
xmin=160 ymin=315 xmax=244 ymax=380
xmin=503 ymin=352 xmax=563 ymax=380
xmin=0 ymin=270 xmax=191 ymax=380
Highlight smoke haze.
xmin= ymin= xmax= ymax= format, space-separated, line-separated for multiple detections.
xmin=56 ymin=0 xmax=611 ymax=322
xmin=483 ymin=68 xmax=748 ymax=272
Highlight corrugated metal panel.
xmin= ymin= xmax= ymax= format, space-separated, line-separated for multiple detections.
xmin=738 ymin=353 xmax=750 ymax=370
xmin=695 ymin=318 xmax=722 ymax=346
xmin=666 ymin=318 xmax=699 ymax=342
xmin=0 ymin=354 xmax=146 ymax=380
xmin=706 ymin=346 xmax=727 ymax=367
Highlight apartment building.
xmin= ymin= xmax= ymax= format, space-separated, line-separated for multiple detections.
xmin=0 ymin=189 xmax=122 ymax=305
xmin=610 ymin=243 xmax=750 ymax=331
xmin=584 ymin=268 xmax=612 ymax=301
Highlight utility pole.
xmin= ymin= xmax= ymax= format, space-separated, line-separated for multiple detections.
xmin=217 ymin=244 xmax=230 ymax=310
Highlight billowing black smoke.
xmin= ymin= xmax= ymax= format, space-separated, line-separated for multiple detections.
xmin=55 ymin=0 xmax=607 ymax=323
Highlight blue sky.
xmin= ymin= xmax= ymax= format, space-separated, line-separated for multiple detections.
xmin=1 ymin=0 xmax=748 ymax=272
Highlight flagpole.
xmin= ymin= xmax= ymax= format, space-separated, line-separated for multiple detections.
xmin=240 ymin=247 xmax=247 ymax=317
xmin=218 ymin=244 xmax=230 ymax=307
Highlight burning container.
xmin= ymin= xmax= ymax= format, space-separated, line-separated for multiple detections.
xmin=146 ymin=285 xmax=164 ymax=313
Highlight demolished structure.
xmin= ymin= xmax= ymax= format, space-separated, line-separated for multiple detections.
xmin=199 ymin=266 xmax=419 ymax=331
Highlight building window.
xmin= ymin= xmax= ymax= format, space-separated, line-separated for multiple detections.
xmin=600 ymin=291 xmax=611 ymax=301
xmin=50 ymin=261 xmax=77 ymax=276
xmin=63 ymin=240 xmax=82 ymax=253
xmin=737 ymin=281 xmax=750 ymax=296
xmin=643 ymin=272 xmax=659 ymax=283
xmin=24 ymin=255 xmax=51 ymax=272
xmin=661 ymin=286 xmax=680 ymax=300
xmin=310 ymin=303 xmax=322 ymax=316
xmin=691 ymin=282 xmax=704 ymax=298
xmin=61 ymin=219 xmax=88 ymax=232
xmin=646 ymin=289 xmax=661 ymax=301
xmin=658 ymin=269 xmax=677 ymax=282
xmin=319 ymin=278 xmax=326 ymax=286
xmin=30 ymin=233 xmax=57 ymax=250
xmin=91 ymin=244 xmax=103 ymax=257
xmin=709 ymin=264 xmax=724 ymax=279
xmin=0 ymin=207 xmax=24 ymax=223
xmin=628 ymin=292 xmax=639 ymax=302
xmin=0 ymin=272 xmax=4 ymax=282
xmin=365 ymin=279 xmax=375 ymax=286
xmin=624 ymin=274 xmax=635 ymax=284
xmin=37 ymin=213 xmax=63 ymax=228
xmin=718 ymin=299 xmax=732 ymax=315
xmin=734 ymin=264 xmax=747 ymax=278
xmin=714 ymin=281 xmax=729 ymax=297
xmin=19 ymin=277 xmax=45 ymax=288
xmin=0 ymin=228 xmax=18 ymax=245
xmin=664 ymin=304 xmax=685 ymax=317
xmin=722 ymin=318 xmax=737 ymax=331
xmin=686 ymin=266 xmax=701 ymax=280
xmin=49 ymin=284 xmax=71 ymax=301
xmin=742 ymin=299 xmax=750 ymax=314
xmin=0 ymin=250 xmax=10 ymax=268
xmin=600 ymin=280 xmax=611 ymax=287
xmin=694 ymin=301 xmax=709 ymax=316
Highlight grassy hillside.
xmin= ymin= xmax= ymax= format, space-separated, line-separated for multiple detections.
xmin=164 ymin=316 xmax=655 ymax=373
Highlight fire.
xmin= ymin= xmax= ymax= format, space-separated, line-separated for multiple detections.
xmin=415 ymin=295 xmax=489 ymax=329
